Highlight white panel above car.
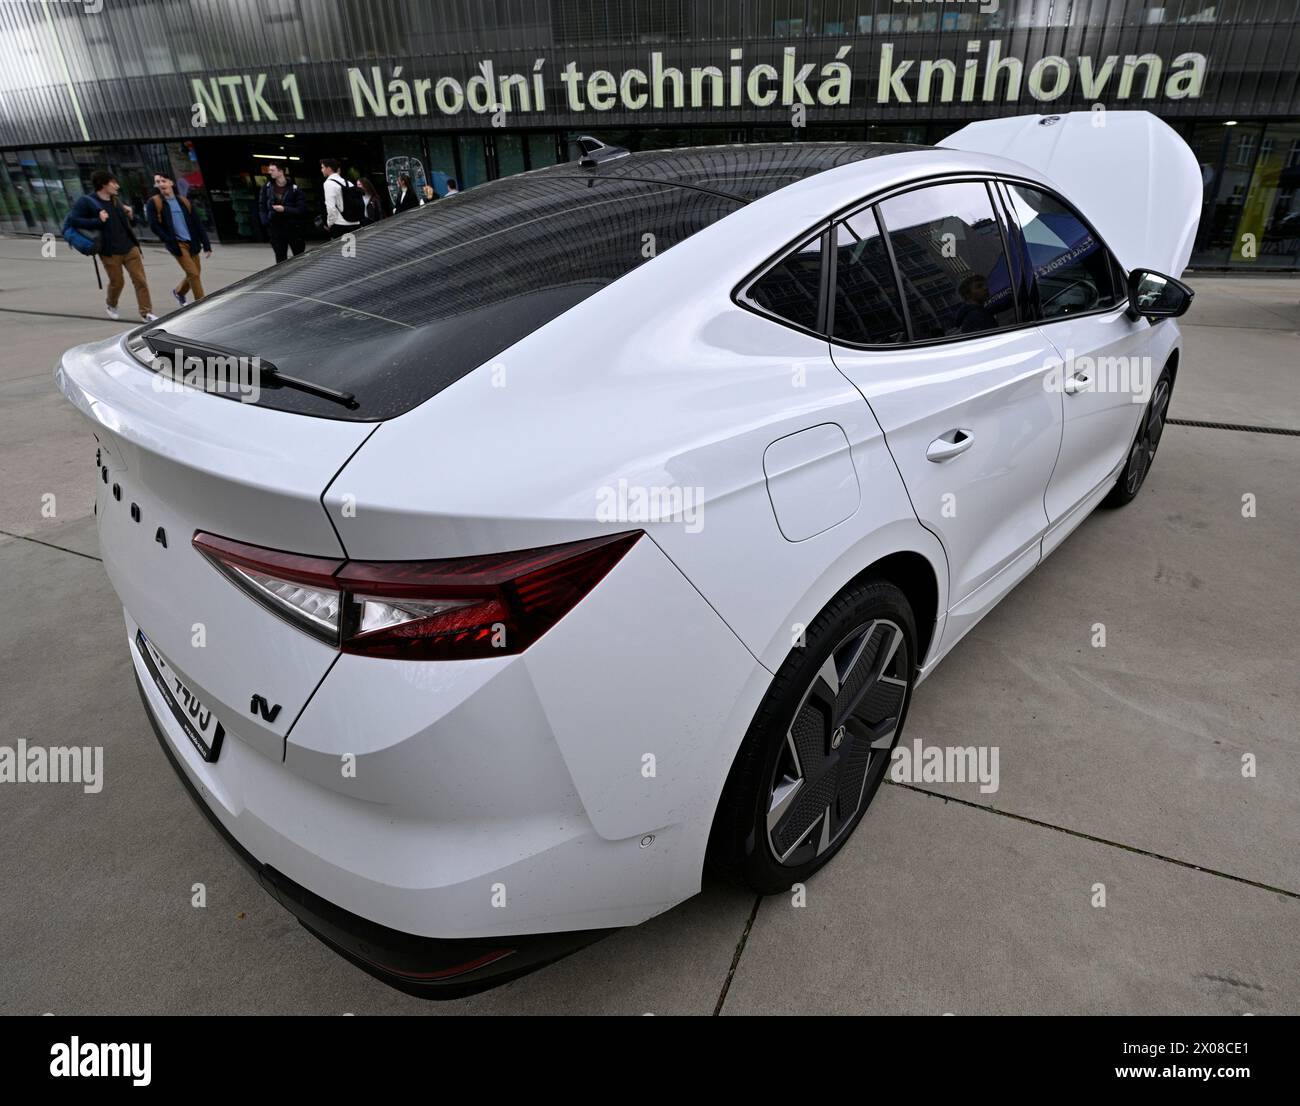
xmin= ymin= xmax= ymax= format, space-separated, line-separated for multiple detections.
xmin=941 ymin=110 xmax=1202 ymax=277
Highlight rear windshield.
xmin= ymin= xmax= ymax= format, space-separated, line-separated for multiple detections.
xmin=138 ymin=174 xmax=744 ymax=420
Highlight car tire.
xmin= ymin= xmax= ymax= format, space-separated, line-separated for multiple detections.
xmin=708 ymin=580 xmax=917 ymax=895
xmin=1103 ymin=364 xmax=1173 ymax=508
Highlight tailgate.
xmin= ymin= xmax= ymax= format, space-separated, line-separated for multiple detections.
xmin=56 ymin=334 xmax=375 ymax=761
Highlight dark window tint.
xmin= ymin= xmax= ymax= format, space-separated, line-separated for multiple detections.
xmin=879 ymin=182 xmax=1017 ymax=341
xmin=145 ymin=174 xmax=744 ymax=420
xmin=832 ymin=211 xmax=907 ymax=344
xmin=1006 ymin=184 xmax=1120 ymax=318
xmin=746 ymin=235 xmax=823 ymax=332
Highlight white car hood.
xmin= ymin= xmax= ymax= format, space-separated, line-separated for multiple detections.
xmin=941 ymin=111 xmax=1202 ymax=277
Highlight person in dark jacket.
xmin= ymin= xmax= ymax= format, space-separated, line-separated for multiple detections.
xmin=258 ymin=162 xmax=307 ymax=262
xmin=358 ymin=177 xmax=385 ymax=225
xmin=66 ymin=170 xmax=157 ymax=322
xmin=393 ymin=173 xmax=420 ymax=213
xmin=147 ymin=172 xmax=212 ymax=305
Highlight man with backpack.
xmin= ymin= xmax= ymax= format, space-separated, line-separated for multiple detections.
xmin=147 ymin=172 xmax=212 ymax=305
xmin=258 ymin=162 xmax=307 ymax=263
xmin=64 ymin=170 xmax=158 ymax=322
xmin=320 ymin=158 xmax=362 ymax=239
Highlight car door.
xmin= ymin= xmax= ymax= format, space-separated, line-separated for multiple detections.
xmin=1000 ymin=182 xmax=1151 ymax=546
xmin=827 ymin=180 xmax=1063 ymax=652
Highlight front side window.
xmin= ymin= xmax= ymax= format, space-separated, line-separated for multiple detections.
xmin=878 ymin=182 xmax=1018 ymax=340
xmin=1005 ymin=184 xmax=1120 ymax=318
xmin=831 ymin=211 xmax=908 ymax=345
xmin=746 ymin=234 xmax=823 ymax=332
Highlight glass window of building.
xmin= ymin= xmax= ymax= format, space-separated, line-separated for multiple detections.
xmin=457 ymin=136 xmax=488 ymax=190
xmin=496 ymin=134 xmax=526 ymax=179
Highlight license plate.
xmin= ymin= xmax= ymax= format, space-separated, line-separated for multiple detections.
xmin=135 ymin=629 xmax=225 ymax=762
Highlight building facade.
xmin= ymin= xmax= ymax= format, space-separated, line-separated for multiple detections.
xmin=1 ymin=0 xmax=1298 ymax=269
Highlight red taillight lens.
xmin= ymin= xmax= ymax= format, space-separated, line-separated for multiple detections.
xmin=193 ymin=530 xmax=641 ymax=660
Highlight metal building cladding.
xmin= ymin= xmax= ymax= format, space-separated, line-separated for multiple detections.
xmin=1 ymin=0 xmax=1298 ymax=269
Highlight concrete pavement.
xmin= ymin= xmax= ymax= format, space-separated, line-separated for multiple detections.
xmin=0 ymin=235 xmax=1296 ymax=1013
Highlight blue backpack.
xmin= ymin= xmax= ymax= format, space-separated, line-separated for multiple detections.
xmin=63 ymin=224 xmax=101 ymax=256
xmin=62 ymin=197 xmax=104 ymax=256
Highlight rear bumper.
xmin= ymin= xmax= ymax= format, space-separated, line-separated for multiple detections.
xmin=117 ymin=526 xmax=770 ymax=992
xmin=136 ymin=672 xmax=607 ymax=998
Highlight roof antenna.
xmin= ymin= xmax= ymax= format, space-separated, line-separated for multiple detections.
xmin=574 ymin=135 xmax=630 ymax=168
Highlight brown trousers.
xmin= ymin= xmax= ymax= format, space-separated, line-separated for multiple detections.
xmin=101 ymin=247 xmax=152 ymax=315
xmin=173 ymin=241 xmax=205 ymax=300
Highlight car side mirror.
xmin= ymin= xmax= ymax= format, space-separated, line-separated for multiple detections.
xmin=1127 ymin=269 xmax=1194 ymax=322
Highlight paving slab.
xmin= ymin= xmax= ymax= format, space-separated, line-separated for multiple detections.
xmin=0 ymin=239 xmax=292 ymax=320
xmin=1182 ymin=275 xmax=1300 ymax=331
xmin=1 ymin=244 xmax=1296 ymax=1014
xmin=0 ymin=314 xmax=126 ymax=385
xmin=905 ymin=424 xmax=1300 ymax=893
xmin=0 ymin=536 xmax=752 ymax=1015
xmin=0 ymin=371 xmax=98 ymax=546
xmin=722 ymin=786 xmax=1299 ymax=1015
xmin=1171 ymin=323 xmax=1300 ymax=429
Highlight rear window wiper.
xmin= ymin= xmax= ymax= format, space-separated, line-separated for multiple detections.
xmin=138 ymin=328 xmax=359 ymax=410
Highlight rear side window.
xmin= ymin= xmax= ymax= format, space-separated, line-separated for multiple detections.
xmin=746 ymin=235 xmax=824 ymax=332
xmin=142 ymin=174 xmax=744 ymax=420
xmin=831 ymin=212 xmax=908 ymax=345
xmin=1005 ymin=184 xmax=1120 ymax=318
xmin=879 ymin=182 xmax=1018 ymax=340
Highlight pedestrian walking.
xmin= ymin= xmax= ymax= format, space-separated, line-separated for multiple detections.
xmin=147 ymin=172 xmax=213 ymax=305
xmin=358 ymin=178 xmax=385 ymax=225
xmin=320 ymin=158 xmax=362 ymax=239
xmin=65 ymin=170 xmax=157 ymax=322
xmin=393 ymin=173 xmax=420 ymax=213
xmin=258 ymin=162 xmax=307 ymax=262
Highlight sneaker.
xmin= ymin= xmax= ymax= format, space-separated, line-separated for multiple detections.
xmin=172 ymin=291 xmax=187 ymax=307
xmin=142 ymin=313 xmax=159 ymax=323
xmin=105 ymin=305 xmax=120 ymax=321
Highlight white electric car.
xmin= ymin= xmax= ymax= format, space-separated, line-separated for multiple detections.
xmin=57 ymin=111 xmax=1199 ymax=996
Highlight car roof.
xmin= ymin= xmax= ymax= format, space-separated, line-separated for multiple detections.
xmin=535 ymin=142 xmax=933 ymax=202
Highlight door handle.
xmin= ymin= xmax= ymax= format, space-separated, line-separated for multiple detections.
xmin=1063 ymin=371 xmax=1090 ymax=395
xmin=926 ymin=429 xmax=974 ymax=463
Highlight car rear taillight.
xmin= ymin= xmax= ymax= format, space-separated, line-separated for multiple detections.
xmin=193 ymin=530 xmax=640 ymax=660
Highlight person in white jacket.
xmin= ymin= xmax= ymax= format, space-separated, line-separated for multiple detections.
xmin=319 ymin=158 xmax=360 ymax=239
